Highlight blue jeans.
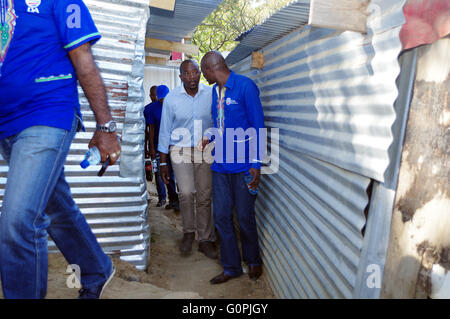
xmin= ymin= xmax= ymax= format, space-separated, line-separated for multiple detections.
xmin=212 ymin=171 xmax=262 ymax=277
xmin=0 ymin=115 xmax=112 ymax=298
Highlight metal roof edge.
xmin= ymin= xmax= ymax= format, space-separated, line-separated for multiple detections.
xmin=226 ymin=0 xmax=311 ymax=65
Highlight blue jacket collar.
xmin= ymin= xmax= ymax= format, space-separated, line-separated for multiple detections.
xmin=224 ymin=70 xmax=235 ymax=90
xmin=214 ymin=70 xmax=235 ymax=92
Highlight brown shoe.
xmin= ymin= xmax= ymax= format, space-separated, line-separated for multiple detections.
xmin=248 ymin=265 xmax=262 ymax=280
xmin=179 ymin=232 xmax=195 ymax=256
xmin=210 ymin=272 xmax=240 ymax=285
xmin=198 ymin=241 xmax=218 ymax=259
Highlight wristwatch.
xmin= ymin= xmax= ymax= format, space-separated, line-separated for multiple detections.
xmin=96 ymin=120 xmax=117 ymax=133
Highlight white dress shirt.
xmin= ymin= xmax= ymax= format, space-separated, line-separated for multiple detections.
xmin=158 ymin=83 xmax=213 ymax=154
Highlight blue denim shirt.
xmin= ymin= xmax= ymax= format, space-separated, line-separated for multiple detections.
xmin=158 ymin=83 xmax=213 ymax=154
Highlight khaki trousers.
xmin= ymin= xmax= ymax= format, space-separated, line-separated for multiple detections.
xmin=170 ymin=146 xmax=215 ymax=242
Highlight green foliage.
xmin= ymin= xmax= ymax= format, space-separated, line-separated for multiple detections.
xmin=192 ymin=0 xmax=292 ymax=60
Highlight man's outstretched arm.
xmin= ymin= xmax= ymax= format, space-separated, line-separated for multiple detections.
xmin=68 ymin=42 xmax=121 ymax=165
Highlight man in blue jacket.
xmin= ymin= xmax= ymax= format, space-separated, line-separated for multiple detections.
xmin=0 ymin=0 xmax=119 ymax=298
xmin=200 ymin=51 xmax=265 ymax=284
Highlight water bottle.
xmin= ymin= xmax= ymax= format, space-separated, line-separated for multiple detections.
xmin=80 ymin=146 xmax=101 ymax=169
xmin=151 ymin=159 xmax=158 ymax=173
xmin=244 ymin=172 xmax=258 ymax=195
xmin=80 ymin=135 xmax=121 ymax=169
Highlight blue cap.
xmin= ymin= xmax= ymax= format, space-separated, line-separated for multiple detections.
xmin=156 ymin=85 xmax=170 ymax=99
xmin=80 ymin=159 xmax=90 ymax=169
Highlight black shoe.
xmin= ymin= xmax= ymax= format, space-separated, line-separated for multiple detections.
xmin=179 ymin=232 xmax=195 ymax=256
xmin=156 ymin=199 xmax=166 ymax=207
xmin=198 ymin=241 xmax=218 ymax=259
xmin=165 ymin=201 xmax=180 ymax=212
xmin=210 ymin=272 xmax=240 ymax=285
xmin=248 ymin=265 xmax=263 ymax=281
xmin=78 ymin=267 xmax=115 ymax=299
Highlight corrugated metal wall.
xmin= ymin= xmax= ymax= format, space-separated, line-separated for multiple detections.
xmin=230 ymin=0 xmax=405 ymax=298
xmin=0 ymin=0 xmax=151 ymax=270
xmin=143 ymin=65 xmax=182 ymax=105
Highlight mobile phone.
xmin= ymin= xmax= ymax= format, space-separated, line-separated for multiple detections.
xmin=97 ymin=158 xmax=110 ymax=177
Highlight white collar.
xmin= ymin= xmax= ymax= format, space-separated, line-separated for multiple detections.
xmin=179 ymin=83 xmax=206 ymax=97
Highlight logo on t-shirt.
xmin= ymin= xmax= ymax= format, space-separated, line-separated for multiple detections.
xmin=226 ymin=97 xmax=238 ymax=106
xmin=25 ymin=0 xmax=40 ymax=13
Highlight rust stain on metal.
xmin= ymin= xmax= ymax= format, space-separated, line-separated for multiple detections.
xmin=395 ymin=76 xmax=450 ymax=223
xmin=112 ymin=109 xmax=126 ymax=118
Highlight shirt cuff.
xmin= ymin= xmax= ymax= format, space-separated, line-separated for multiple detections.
xmin=64 ymin=32 xmax=101 ymax=51
xmin=157 ymin=145 xmax=169 ymax=155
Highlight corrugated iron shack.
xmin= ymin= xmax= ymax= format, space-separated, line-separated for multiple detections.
xmin=225 ymin=0 xmax=426 ymax=298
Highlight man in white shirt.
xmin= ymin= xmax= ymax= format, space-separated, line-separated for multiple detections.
xmin=158 ymin=60 xmax=217 ymax=259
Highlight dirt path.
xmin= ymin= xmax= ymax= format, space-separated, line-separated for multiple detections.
xmin=144 ymin=181 xmax=275 ymax=299
xmin=0 ymin=181 xmax=275 ymax=299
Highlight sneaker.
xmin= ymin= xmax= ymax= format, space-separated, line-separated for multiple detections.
xmin=198 ymin=241 xmax=218 ymax=259
xmin=156 ymin=199 xmax=166 ymax=207
xmin=78 ymin=267 xmax=116 ymax=299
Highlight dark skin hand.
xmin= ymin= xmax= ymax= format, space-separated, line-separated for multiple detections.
xmin=248 ymin=168 xmax=261 ymax=191
xmin=160 ymin=152 xmax=170 ymax=184
xmin=68 ymin=42 xmax=121 ymax=165
xmin=197 ymin=139 xmax=261 ymax=190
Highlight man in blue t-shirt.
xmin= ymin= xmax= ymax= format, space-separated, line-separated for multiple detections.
xmin=144 ymin=85 xmax=179 ymax=210
xmin=0 ymin=0 xmax=119 ymax=298
xmin=200 ymin=51 xmax=265 ymax=285
xmin=144 ymin=86 xmax=157 ymax=182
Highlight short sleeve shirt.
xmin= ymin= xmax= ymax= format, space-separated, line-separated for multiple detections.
xmin=144 ymin=100 xmax=163 ymax=148
xmin=0 ymin=0 xmax=101 ymax=139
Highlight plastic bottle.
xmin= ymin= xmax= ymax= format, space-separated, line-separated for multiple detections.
xmin=80 ymin=135 xmax=121 ymax=169
xmin=151 ymin=159 xmax=158 ymax=173
xmin=80 ymin=146 xmax=101 ymax=169
xmin=244 ymin=172 xmax=258 ymax=195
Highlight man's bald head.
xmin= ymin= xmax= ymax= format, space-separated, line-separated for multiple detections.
xmin=200 ymin=51 xmax=230 ymax=85
xmin=201 ymin=51 xmax=228 ymax=71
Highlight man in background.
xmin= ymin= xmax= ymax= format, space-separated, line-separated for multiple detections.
xmin=149 ymin=85 xmax=158 ymax=103
xmin=144 ymin=86 xmax=157 ymax=182
xmin=144 ymin=85 xmax=179 ymax=210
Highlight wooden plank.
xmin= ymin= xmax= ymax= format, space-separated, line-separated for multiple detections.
xmin=308 ymin=0 xmax=369 ymax=33
xmin=145 ymin=56 xmax=169 ymax=66
xmin=380 ymin=41 xmax=450 ymax=299
xmin=149 ymin=0 xmax=175 ymax=11
xmin=251 ymin=52 xmax=264 ymax=69
xmin=145 ymin=38 xmax=199 ymax=56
